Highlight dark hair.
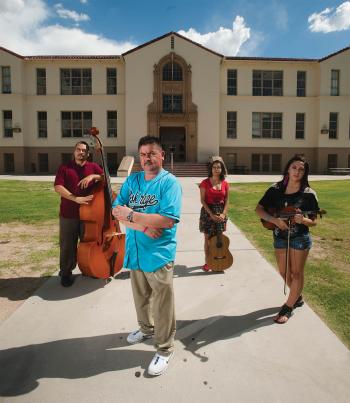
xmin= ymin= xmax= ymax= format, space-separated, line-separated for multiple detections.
xmin=75 ymin=141 xmax=90 ymax=152
xmin=208 ymin=159 xmax=227 ymax=181
xmin=138 ymin=136 xmax=163 ymax=150
xmin=278 ymin=155 xmax=310 ymax=191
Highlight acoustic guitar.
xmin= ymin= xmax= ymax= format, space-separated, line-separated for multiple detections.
xmin=207 ymin=224 xmax=234 ymax=272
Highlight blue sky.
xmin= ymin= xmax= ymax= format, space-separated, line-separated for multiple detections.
xmin=1 ymin=0 xmax=350 ymax=57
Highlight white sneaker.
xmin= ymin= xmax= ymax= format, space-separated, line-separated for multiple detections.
xmin=126 ymin=330 xmax=153 ymax=344
xmin=148 ymin=352 xmax=174 ymax=376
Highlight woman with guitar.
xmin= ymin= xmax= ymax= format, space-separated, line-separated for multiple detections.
xmin=255 ymin=155 xmax=320 ymax=324
xmin=199 ymin=160 xmax=230 ymax=272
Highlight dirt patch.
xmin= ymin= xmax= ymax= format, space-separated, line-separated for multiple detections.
xmin=309 ymin=234 xmax=350 ymax=274
xmin=0 ymin=222 xmax=59 ymax=324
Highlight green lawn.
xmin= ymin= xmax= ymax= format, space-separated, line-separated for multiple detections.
xmin=228 ymin=180 xmax=350 ymax=348
xmin=0 ymin=180 xmax=59 ymax=223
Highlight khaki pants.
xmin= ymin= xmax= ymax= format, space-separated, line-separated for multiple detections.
xmin=130 ymin=262 xmax=175 ymax=356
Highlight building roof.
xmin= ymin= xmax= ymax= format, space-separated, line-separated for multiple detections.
xmin=122 ymin=31 xmax=223 ymax=58
xmin=318 ymin=45 xmax=350 ymax=62
xmin=0 ymin=46 xmax=120 ymax=60
xmin=0 ymin=46 xmax=24 ymax=59
xmin=225 ymin=56 xmax=318 ymax=62
xmin=24 ymin=55 xmax=121 ymax=60
xmin=1 ymin=37 xmax=349 ymax=62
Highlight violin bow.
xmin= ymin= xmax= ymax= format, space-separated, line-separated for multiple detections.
xmin=284 ymin=218 xmax=291 ymax=295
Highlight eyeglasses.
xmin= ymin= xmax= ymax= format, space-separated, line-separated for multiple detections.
xmin=75 ymin=147 xmax=88 ymax=154
xmin=139 ymin=151 xmax=162 ymax=159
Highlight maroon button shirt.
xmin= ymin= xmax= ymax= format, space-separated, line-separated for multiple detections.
xmin=54 ymin=160 xmax=103 ymax=219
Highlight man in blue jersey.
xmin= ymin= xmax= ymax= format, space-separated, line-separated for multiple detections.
xmin=112 ymin=136 xmax=182 ymax=376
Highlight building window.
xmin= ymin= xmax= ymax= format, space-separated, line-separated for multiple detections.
xmin=271 ymin=154 xmax=282 ymax=171
xmin=296 ymin=113 xmax=305 ymax=139
xmin=226 ymin=153 xmax=237 ymax=165
xmin=251 ymin=153 xmax=281 ymax=172
xmin=227 ymin=69 xmax=237 ymax=95
xmin=252 ymin=112 xmax=282 ymax=139
xmin=38 ymin=153 xmax=49 ymax=172
xmin=297 ymin=71 xmax=306 ymax=97
xmin=107 ymin=153 xmax=118 ymax=174
xmin=107 ymin=111 xmax=117 ymax=137
xmin=163 ymin=94 xmax=182 ymax=113
xmin=107 ymin=68 xmax=117 ymax=94
xmin=61 ymin=111 xmax=92 ymax=137
xmin=262 ymin=154 xmax=270 ymax=171
xmin=36 ymin=68 xmax=46 ymax=95
xmin=3 ymin=110 xmax=13 ymax=137
xmin=348 ymin=155 xmax=350 ymax=168
xmin=4 ymin=153 xmax=15 ymax=172
xmin=227 ymin=111 xmax=237 ymax=138
xmin=327 ymin=154 xmax=337 ymax=169
xmin=330 ymin=70 xmax=339 ymax=96
xmin=38 ymin=111 xmax=47 ymax=138
xmin=252 ymin=70 xmax=283 ymax=96
xmin=61 ymin=153 xmax=72 ymax=164
xmin=60 ymin=69 xmax=92 ymax=95
xmin=162 ymin=62 xmax=182 ymax=81
xmin=251 ymin=154 xmax=260 ymax=171
xmin=329 ymin=112 xmax=338 ymax=139
xmin=1 ymin=66 xmax=11 ymax=94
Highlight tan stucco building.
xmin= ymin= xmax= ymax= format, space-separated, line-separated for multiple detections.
xmin=0 ymin=32 xmax=349 ymax=174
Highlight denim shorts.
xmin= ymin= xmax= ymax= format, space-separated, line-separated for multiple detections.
xmin=273 ymin=233 xmax=312 ymax=250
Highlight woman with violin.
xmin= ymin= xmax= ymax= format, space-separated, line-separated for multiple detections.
xmin=255 ymin=155 xmax=319 ymax=324
xmin=199 ymin=159 xmax=230 ymax=272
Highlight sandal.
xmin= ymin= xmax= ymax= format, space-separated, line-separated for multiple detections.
xmin=293 ymin=295 xmax=304 ymax=309
xmin=274 ymin=304 xmax=293 ymax=324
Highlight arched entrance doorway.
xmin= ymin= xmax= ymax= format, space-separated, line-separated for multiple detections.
xmin=147 ymin=47 xmax=198 ymax=162
xmin=160 ymin=127 xmax=186 ymax=162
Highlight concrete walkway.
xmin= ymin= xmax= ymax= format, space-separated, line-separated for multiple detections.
xmin=0 ymin=177 xmax=349 ymax=403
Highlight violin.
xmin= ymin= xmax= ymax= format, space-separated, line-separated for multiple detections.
xmin=77 ymin=127 xmax=125 ymax=279
xmin=207 ymin=223 xmax=234 ymax=271
xmin=261 ymin=206 xmax=327 ymax=230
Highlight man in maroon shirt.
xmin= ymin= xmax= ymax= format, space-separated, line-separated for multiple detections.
xmin=54 ymin=141 xmax=103 ymax=287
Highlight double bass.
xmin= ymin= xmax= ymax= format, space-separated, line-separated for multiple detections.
xmin=77 ymin=127 xmax=125 ymax=279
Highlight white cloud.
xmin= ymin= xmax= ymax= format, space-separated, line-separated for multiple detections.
xmin=0 ymin=0 xmax=136 ymax=55
xmin=178 ymin=16 xmax=251 ymax=56
xmin=308 ymin=1 xmax=350 ymax=33
xmin=54 ymin=3 xmax=89 ymax=22
xmin=80 ymin=0 xmax=88 ymax=4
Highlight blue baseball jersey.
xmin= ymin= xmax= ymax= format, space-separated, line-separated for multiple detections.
xmin=112 ymin=169 xmax=182 ymax=272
